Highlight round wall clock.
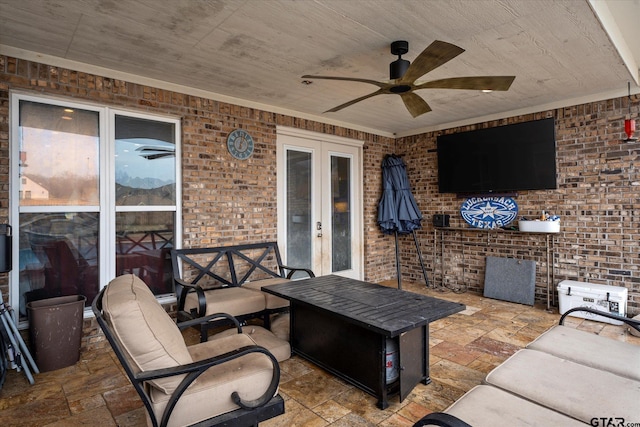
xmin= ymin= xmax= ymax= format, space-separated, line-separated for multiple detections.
xmin=460 ymin=196 xmax=518 ymax=229
xmin=227 ymin=129 xmax=254 ymax=160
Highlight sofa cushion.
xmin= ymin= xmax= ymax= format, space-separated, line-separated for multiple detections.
xmin=484 ymin=349 xmax=640 ymax=424
xmin=444 ymin=385 xmax=584 ymax=427
xmin=526 ymin=325 xmax=640 ymax=381
xmin=102 ymin=274 xmax=192 ymax=394
xmin=210 ymin=326 xmax=290 ymax=362
xmin=183 ymin=286 xmax=266 ymax=316
xmin=242 ymin=278 xmax=290 ymax=309
xmin=149 ymin=334 xmax=277 ymax=427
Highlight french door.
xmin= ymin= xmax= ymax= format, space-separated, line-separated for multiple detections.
xmin=277 ymin=128 xmax=363 ymax=279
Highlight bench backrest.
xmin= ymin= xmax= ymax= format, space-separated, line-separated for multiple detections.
xmin=171 ymin=242 xmax=286 ymax=290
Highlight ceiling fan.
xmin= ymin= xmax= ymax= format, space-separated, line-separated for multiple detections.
xmin=302 ymin=40 xmax=516 ymax=118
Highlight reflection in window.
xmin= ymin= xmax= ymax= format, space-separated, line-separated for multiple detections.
xmin=18 ymin=212 xmax=99 ymax=319
xmin=115 ymin=115 xmax=176 ymax=206
xmin=286 ymin=150 xmax=313 ymax=278
xmin=331 ymin=156 xmax=351 ymax=272
xmin=116 ymin=211 xmax=174 ymax=295
xmin=19 ymin=101 xmax=99 ymax=207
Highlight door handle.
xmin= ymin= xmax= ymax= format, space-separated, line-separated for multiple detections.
xmin=316 ymin=221 xmax=322 ymax=237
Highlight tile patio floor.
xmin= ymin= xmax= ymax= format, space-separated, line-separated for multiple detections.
xmin=1 ymin=280 xmax=638 ymax=426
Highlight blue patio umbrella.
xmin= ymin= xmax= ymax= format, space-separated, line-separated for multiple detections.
xmin=377 ymin=154 xmax=428 ymax=289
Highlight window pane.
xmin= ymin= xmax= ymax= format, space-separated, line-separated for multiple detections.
xmin=19 ymin=101 xmax=99 ymax=206
xmin=331 ymin=156 xmax=352 ymax=272
xmin=115 ymin=115 xmax=176 ymax=206
xmin=116 ymin=211 xmax=174 ymax=295
xmin=286 ymin=150 xmax=312 ymax=278
xmin=18 ymin=212 xmax=99 ymax=320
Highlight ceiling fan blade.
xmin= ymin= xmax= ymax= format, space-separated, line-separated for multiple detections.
xmin=302 ymin=75 xmax=388 ymax=89
xmin=416 ymin=76 xmax=516 ymax=91
xmin=400 ymin=92 xmax=432 ymax=118
xmin=325 ymin=89 xmax=386 ymax=113
xmin=400 ymin=40 xmax=465 ymax=84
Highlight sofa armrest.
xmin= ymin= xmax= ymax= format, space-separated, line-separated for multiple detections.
xmin=412 ymin=412 xmax=472 ymax=427
xmin=279 ymin=264 xmax=315 ymax=279
xmin=560 ymin=307 xmax=640 ymax=333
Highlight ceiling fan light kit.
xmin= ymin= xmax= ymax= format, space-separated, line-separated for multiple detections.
xmin=302 ymin=39 xmax=516 ymax=118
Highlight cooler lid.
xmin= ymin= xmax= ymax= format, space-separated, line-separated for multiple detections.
xmin=557 ymin=280 xmax=628 ymax=297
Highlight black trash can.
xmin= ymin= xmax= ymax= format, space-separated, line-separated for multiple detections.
xmin=27 ymin=295 xmax=86 ymax=372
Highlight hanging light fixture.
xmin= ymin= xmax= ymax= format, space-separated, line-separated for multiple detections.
xmin=624 ymin=82 xmax=637 ymax=142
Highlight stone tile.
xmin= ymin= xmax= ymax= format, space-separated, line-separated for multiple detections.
xmin=466 ymin=336 xmax=521 ymax=359
xmin=103 ymin=384 xmax=143 ymax=417
xmin=429 ymin=359 xmax=485 ymax=392
xmin=41 ymin=405 xmax=116 ymax=427
xmin=313 ymin=399 xmax=352 ymax=423
xmin=430 ymin=341 xmax=483 ymax=366
xmin=395 ymin=401 xmax=432 ymax=424
xmin=261 ymin=397 xmax=328 ymax=427
xmin=280 ymin=369 xmax=351 ymax=409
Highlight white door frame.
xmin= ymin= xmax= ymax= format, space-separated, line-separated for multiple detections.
xmin=276 ymin=126 xmax=364 ymax=279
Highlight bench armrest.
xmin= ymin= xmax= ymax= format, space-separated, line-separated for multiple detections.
xmin=136 ymin=345 xmax=280 ymax=426
xmin=279 ymin=264 xmax=315 ymax=279
xmin=412 ymin=412 xmax=472 ymax=427
xmin=559 ymin=307 xmax=640 ymax=333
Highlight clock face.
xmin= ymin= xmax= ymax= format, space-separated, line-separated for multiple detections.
xmin=227 ymin=129 xmax=254 ymax=160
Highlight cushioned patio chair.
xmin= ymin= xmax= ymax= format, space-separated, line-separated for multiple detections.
xmin=92 ymin=274 xmax=284 ymax=427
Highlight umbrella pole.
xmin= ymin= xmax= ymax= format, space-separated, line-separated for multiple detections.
xmin=412 ymin=230 xmax=430 ymax=287
xmin=395 ymin=231 xmax=402 ymax=290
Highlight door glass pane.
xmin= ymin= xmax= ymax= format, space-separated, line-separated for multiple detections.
xmin=115 ymin=115 xmax=176 ymax=206
xmin=18 ymin=212 xmax=99 ymax=320
xmin=331 ymin=155 xmax=351 ymax=272
xmin=19 ymin=101 xmax=99 ymax=206
xmin=286 ymin=150 xmax=312 ymax=277
xmin=116 ymin=211 xmax=174 ymax=295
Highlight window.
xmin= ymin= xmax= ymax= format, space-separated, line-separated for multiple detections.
xmin=11 ymin=94 xmax=181 ymax=320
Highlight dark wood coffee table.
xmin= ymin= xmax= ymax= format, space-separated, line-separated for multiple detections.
xmin=262 ymin=275 xmax=465 ymax=408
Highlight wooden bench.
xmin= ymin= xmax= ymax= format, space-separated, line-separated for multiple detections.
xmin=171 ymin=242 xmax=314 ymax=339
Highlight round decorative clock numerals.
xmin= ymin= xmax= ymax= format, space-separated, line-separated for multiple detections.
xmin=227 ymin=129 xmax=254 ymax=160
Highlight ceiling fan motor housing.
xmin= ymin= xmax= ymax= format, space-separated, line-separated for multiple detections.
xmin=390 ymin=40 xmax=410 ymax=80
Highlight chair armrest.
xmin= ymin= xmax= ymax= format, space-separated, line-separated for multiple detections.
xmin=412 ymin=412 xmax=472 ymax=427
xmin=559 ymin=307 xmax=640 ymax=333
xmin=279 ymin=264 xmax=315 ymax=279
xmin=173 ymin=277 xmax=208 ymax=317
xmin=137 ymin=345 xmax=280 ymax=426
xmin=177 ymin=312 xmax=242 ymax=334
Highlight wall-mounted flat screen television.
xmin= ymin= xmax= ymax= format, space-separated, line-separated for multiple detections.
xmin=437 ymin=117 xmax=557 ymax=194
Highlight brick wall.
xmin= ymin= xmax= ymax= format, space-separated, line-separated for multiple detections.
xmin=397 ymin=100 xmax=640 ymax=316
xmin=0 ymin=55 xmax=395 ymax=349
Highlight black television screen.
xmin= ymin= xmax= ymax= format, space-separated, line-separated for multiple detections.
xmin=437 ymin=118 xmax=557 ymax=194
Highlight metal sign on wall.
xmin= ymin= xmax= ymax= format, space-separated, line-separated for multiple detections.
xmin=460 ymin=196 xmax=518 ymax=229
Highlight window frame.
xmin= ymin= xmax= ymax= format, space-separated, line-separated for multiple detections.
xmin=9 ymin=92 xmax=182 ymax=323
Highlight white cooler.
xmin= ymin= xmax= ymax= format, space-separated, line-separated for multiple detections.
xmin=557 ymin=280 xmax=627 ymax=325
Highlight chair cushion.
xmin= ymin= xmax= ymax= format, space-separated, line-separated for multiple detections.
xmin=102 ymin=274 xmax=192 ymax=394
xmin=242 ymin=278 xmax=290 ymax=309
xmin=484 ymin=349 xmax=640 ymax=424
xmin=183 ymin=286 xmax=266 ymax=316
xmin=444 ymin=385 xmax=584 ymax=427
xmin=526 ymin=325 xmax=640 ymax=381
xmin=210 ymin=326 xmax=290 ymax=362
xmin=149 ymin=334 xmax=277 ymax=427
